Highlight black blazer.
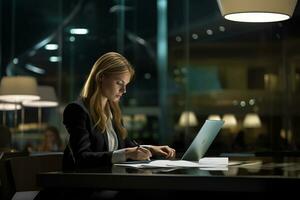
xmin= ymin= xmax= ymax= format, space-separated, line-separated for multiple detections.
xmin=62 ymin=100 xmax=134 ymax=170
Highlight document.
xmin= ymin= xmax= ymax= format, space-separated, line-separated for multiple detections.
xmin=115 ymin=160 xmax=177 ymax=168
xmin=199 ymin=157 xmax=228 ymax=165
xmin=114 ymin=157 xmax=229 ymax=169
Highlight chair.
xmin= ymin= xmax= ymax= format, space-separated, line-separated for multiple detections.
xmin=0 ymin=152 xmax=63 ymax=200
xmin=0 ymin=125 xmax=12 ymax=149
xmin=0 ymin=157 xmax=13 ymax=200
xmin=0 ymin=151 xmax=29 ymax=200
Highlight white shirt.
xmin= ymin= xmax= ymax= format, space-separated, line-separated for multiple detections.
xmin=105 ymin=114 xmax=126 ymax=163
xmin=106 ymin=112 xmax=151 ymax=163
xmin=106 ymin=117 xmax=118 ymax=151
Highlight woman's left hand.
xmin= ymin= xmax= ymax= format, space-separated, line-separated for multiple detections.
xmin=150 ymin=145 xmax=176 ymax=159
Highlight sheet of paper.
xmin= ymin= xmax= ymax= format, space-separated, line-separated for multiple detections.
xmin=199 ymin=167 xmax=228 ymax=171
xmin=198 ymin=157 xmax=229 ymax=165
xmin=114 ymin=157 xmax=229 ymax=169
xmin=114 ymin=163 xmax=146 ymax=168
xmin=143 ymin=160 xmax=182 ymax=168
xmin=166 ymin=160 xmax=229 ymax=168
xmin=114 ymin=160 xmax=195 ymax=168
xmin=165 ymin=160 xmax=208 ymax=167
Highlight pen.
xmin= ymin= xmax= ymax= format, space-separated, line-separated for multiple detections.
xmin=133 ymin=140 xmax=151 ymax=161
xmin=133 ymin=140 xmax=140 ymax=149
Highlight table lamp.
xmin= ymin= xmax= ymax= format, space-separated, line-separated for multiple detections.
xmin=243 ymin=113 xmax=262 ymax=128
xmin=208 ymin=114 xmax=221 ymax=121
xmin=178 ymin=111 xmax=198 ymax=127
xmin=222 ymin=114 xmax=237 ymax=128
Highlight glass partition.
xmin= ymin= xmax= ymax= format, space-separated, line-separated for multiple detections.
xmin=1 ymin=0 xmax=300 ymax=154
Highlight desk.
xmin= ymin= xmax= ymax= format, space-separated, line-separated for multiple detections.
xmin=37 ymin=157 xmax=300 ymax=196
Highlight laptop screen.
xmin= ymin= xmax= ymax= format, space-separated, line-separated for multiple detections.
xmin=181 ymin=119 xmax=224 ymax=161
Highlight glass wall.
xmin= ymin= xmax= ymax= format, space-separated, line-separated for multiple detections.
xmin=1 ymin=0 xmax=300 ymax=154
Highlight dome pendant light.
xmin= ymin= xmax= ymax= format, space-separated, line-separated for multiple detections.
xmin=217 ymin=0 xmax=298 ymax=23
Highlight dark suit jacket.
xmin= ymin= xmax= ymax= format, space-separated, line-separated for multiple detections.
xmin=62 ymin=100 xmax=134 ymax=170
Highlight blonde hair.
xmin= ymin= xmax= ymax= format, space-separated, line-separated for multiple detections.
xmin=80 ymin=52 xmax=134 ymax=139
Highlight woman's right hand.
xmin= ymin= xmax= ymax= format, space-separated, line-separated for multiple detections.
xmin=125 ymin=146 xmax=152 ymax=161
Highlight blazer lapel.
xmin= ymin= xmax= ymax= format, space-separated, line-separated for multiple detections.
xmin=102 ymin=129 xmax=109 ymax=149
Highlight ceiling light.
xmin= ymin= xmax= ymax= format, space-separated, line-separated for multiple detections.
xmin=45 ymin=44 xmax=58 ymax=50
xmin=70 ymin=28 xmax=89 ymax=35
xmin=217 ymin=0 xmax=298 ymax=23
xmin=49 ymin=56 xmax=61 ymax=62
xmin=25 ymin=64 xmax=46 ymax=74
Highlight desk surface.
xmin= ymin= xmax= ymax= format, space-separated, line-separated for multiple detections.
xmin=37 ymin=156 xmax=300 ymax=193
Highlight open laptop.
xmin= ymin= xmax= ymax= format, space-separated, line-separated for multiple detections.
xmin=116 ymin=119 xmax=224 ymax=168
xmin=119 ymin=119 xmax=224 ymax=165
xmin=180 ymin=119 xmax=224 ymax=161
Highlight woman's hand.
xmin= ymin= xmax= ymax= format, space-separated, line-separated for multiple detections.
xmin=125 ymin=146 xmax=152 ymax=161
xmin=149 ymin=145 xmax=176 ymax=159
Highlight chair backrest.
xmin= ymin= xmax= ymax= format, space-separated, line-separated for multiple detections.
xmin=0 ymin=158 xmax=13 ymax=200
xmin=0 ymin=151 xmax=30 ymax=200
xmin=0 ymin=125 xmax=12 ymax=149
xmin=9 ymin=152 xmax=63 ymax=192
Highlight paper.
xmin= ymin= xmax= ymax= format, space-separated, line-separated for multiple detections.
xmin=154 ymin=160 xmax=201 ymax=168
xmin=114 ymin=157 xmax=229 ymax=169
xmin=114 ymin=163 xmax=146 ymax=168
xmin=115 ymin=160 xmax=181 ymax=168
xmin=199 ymin=157 xmax=228 ymax=165
xmin=199 ymin=167 xmax=228 ymax=171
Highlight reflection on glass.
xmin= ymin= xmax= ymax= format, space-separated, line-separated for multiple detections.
xmin=178 ymin=111 xmax=198 ymax=127
xmin=243 ymin=113 xmax=262 ymax=128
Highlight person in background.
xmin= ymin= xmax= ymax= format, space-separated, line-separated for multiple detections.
xmin=62 ymin=52 xmax=176 ymax=170
xmin=38 ymin=126 xmax=63 ymax=152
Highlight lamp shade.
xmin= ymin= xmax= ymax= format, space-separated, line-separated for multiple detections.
xmin=217 ymin=0 xmax=298 ymax=23
xmin=222 ymin=114 xmax=237 ymax=128
xmin=0 ymin=76 xmax=40 ymax=102
xmin=243 ymin=113 xmax=262 ymax=128
xmin=23 ymin=86 xmax=58 ymax=107
xmin=208 ymin=114 xmax=221 ymax=121
xmin=0 ymin=103 xmax=21 ymax=110
xmin=178 ymin=111 xmax=198 ymax=127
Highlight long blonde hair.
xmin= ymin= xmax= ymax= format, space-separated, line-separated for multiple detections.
xmin=80 ymin=52 xmax=135 ymax=139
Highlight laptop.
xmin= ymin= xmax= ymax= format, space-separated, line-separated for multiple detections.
xmin=180 ymin=119 xmax=224 ymax=161
xmin=116 ymin=119 xmax=224 ymax=168
xmin=121 ymin=119 xmax=224 ymax=164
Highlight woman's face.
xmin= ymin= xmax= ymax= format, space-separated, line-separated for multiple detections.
xmin=45 ymin=130 xmax=56 ymax=144
xmin=101 ymin=71 xmax=131 ymax=102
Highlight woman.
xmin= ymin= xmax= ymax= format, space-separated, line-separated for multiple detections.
xmin=39 ymin=126 xmax=63 ymax=152
xmin=63 ymin=52 xmax=175 ymax=170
